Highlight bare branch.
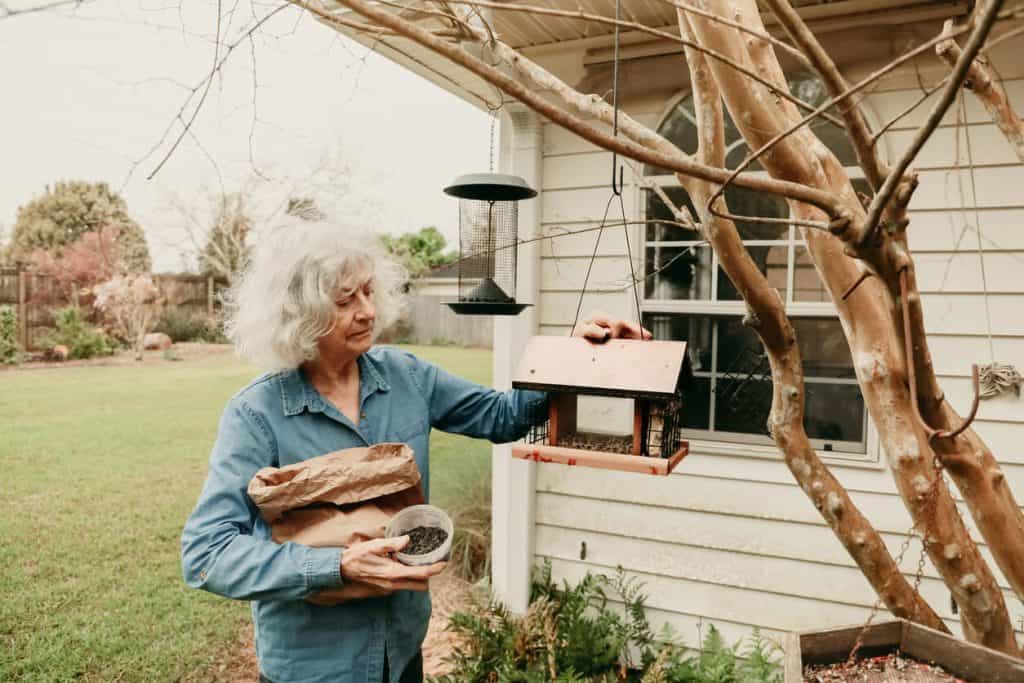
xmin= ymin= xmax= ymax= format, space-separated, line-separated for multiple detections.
xmin=937 ymin=19 xmax=1024 ymax=161
xmin=760 ymin=0 xmax=887 ymax=190
xmin=0 ymin=0 xmax=87 ymax=19
xmin=860 ymin=0 xmax=1005 ymax=245
xmin=292 ymin=0 xmax=844 ymax=215
xmin=400 ymin=0 xmax=847 ymax=128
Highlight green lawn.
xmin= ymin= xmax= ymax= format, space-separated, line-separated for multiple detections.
xmin=0 ymin=345 xmax=493 ymax=682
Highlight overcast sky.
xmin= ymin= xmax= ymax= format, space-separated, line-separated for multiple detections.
xmin=0 ymin=0 xmax=490 ymax=271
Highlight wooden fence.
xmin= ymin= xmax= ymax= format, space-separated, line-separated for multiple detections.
xmin=403 ymin=294 xmax=493 ymax=348
xmin=0 ymin=267 xmax=224 ymax=351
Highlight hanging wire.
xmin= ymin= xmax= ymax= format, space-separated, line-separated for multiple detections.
xmin=570 ymin=0 xmax=643 ymax=335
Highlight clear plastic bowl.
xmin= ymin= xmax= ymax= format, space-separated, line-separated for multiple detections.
xmin=385 ymin=504 xmax=454 ymax=566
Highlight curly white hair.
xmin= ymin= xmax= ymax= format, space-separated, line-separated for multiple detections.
xmin=224 ymin=218 xmax=407 ymax=370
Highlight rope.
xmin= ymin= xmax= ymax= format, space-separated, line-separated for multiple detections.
xmin=960 ymin=93 xmax=1021 ymax=400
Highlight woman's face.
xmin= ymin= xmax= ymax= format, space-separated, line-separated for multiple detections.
xmin=318 ymin=272 xmax=377 ymax=362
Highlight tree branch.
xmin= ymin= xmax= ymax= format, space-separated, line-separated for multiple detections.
xmin=759 ymin=0 xmax=887 ymax=191
xmin=297 ymin=0 xmax=845 ymax=215
xmin=860 ymin=0 xmax=1005 ymax=245
xmin=936 ymin=19 xmax=1024 ymax=161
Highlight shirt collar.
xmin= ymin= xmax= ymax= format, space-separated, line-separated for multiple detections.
xmin=279 ymin=351 xmax=390 ymax=417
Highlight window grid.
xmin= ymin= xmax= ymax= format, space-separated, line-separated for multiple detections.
xmin=640 ymin=174 xmax=868 ymax=454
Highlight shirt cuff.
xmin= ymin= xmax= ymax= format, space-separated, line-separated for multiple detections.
xmin=303 ymin=546 xmax=344 ymax=590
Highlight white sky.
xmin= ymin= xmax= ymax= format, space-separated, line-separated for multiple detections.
xmin=0 ymin=0 xmax=491 ymax=271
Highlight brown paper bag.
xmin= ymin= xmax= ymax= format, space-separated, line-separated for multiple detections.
xmin=247 ymin=442 xmax=424 ymax=604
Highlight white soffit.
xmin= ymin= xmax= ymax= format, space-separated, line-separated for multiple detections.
xmin=317 ymin=0 xmax=968 ymax=109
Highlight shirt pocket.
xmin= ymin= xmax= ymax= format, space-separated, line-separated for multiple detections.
xmin=387 ymin=416 xmax=429 ymax=443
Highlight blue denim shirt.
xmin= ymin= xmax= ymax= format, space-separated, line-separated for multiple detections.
xmin=181 ymin=346 xmax=546 ymax=683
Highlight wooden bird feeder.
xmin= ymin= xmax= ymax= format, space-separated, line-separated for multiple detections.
xmin=511 ymin=336 xmax=692 ymax=476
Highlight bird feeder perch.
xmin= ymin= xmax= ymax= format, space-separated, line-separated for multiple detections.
xmin=442 ymin=173 xmax=536 ymax=316
xmin=511 ymin=336 xmax=692 ymax=476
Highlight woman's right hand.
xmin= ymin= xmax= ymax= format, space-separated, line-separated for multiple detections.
xmin=339 ymin=536 xmax=447 ymax=592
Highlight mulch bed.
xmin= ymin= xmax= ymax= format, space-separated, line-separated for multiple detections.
xmin=804 ymin=652 xmax=969 ymax=682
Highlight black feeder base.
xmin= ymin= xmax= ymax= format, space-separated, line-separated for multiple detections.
xmin=445 ymin=301 xmax=532 ymax=316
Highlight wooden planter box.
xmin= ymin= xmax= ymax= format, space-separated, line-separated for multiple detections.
xmin=783 ymin=619 xmax=1024 ymax=682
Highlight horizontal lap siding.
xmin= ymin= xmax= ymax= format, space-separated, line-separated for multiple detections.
xmin=531 ymin=65 xmax=1024 ymax=640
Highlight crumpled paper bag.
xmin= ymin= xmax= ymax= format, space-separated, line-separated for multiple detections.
xmin=247 ymin=442 xmax=424 ymax=604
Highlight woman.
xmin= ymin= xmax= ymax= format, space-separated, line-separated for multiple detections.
xmin=180 ymin=219 xmax=649 ymax=683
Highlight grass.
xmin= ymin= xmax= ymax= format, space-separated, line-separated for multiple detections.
xmin=0 ymin=344 xmax=493 ymax=682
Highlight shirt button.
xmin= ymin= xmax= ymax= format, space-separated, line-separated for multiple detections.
xmin=361 ymin=412 xmax=367 ymax=419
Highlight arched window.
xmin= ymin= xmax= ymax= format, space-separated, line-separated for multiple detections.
xmin=641 ymin=73 xmax=869 ymax=456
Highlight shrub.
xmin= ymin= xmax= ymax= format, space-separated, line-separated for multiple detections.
xmin=42 ymin=307 xmax=114 ymax=360
xmin=432 ymin=563 xmax=782 ymax=683
xmin=446 ymin=470 xmax=491 ymax=582
xmin=154 ymin=308 xmax=225 ymax=343
xmin=0 ymin=305 xmax=21 ymax=365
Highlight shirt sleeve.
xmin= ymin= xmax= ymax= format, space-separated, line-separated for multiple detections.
xmin=180 ymin=399 xmax=343 ymax=602
xmin=409 ymin=354 xmax=548 ymax=443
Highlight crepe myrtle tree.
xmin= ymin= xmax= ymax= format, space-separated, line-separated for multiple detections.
xmin=264 ymin=0 xmax=1024 ymax=654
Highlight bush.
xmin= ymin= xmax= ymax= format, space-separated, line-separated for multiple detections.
xmin=432 ymin=563 xmax=782 ymax=683
xmin=43 ymin=307 xmax=114 ymax=359
xmin=0 ymin=305 xmax=21 ymax=365
xmin=446 ymin=470 xmax=491 ymax=582
xmin=154 ymin=308 xmax=226 ymax=343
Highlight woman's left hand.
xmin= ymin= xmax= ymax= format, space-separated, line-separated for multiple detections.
xmin=572 ymin=311 xmax=652 ymax=343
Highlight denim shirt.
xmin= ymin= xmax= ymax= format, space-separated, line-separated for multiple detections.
xmin=181 ymin=346 xmax=546 ymax=683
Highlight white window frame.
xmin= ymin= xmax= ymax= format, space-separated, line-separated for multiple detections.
xmin=637 ymin=169 xmax=882 ymax=467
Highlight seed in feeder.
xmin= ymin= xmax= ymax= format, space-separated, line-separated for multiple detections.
xmin=402 ymin=526 xmax=449 ymax=555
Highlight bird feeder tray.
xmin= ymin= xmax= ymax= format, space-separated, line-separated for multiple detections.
xmin=512 ymin=336 xmax=692 ymax=476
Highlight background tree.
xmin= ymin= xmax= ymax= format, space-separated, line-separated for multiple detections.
xmin=197 ymin=193 xmax=251 ymax=282
xmin=380 ymin=226 xmax=457 ymax=277
xmin=300 ymin=0 xmax=1024 ymax=654
xmin=6 ymin=180 xmax=151 ymax=272
xmin=29 ymin=224 xmax=120 ymax=304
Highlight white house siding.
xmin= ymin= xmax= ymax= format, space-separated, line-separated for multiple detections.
xmin=528 ymin=35 xmax=1024 ymax=646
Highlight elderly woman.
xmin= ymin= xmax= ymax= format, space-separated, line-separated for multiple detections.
xmin=181 ymin=219 xmax=649 ymax=683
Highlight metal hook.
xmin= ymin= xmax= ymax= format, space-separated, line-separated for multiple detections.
xmin=900 ymin=268 xmax=981 ymax=443
xmin=611 ymin=162 xmax=623 ymax=196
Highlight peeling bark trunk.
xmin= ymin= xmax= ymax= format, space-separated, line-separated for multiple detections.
xmin=676 ymin=7 xmax=947 ymax=632
xmin=685 ymin=0 xmax=1018 ymax=653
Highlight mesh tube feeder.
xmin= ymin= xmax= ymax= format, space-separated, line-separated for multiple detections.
xmin=443 ymin=173 xmax=537 ymax=316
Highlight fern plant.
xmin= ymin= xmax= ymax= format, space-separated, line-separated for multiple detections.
xmin=432 ymin=562 xmax=784 ymax=683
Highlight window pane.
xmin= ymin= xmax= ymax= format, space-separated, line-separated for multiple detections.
xmin=644 ymin=246 xmax=712 ymax=300
xmin=722 ymin=184 xmax=789 ymax=240
xmin=645 ymin=187 xmax=698 ymax=242
xmin=715 ymin=378 xmax=771 ymax=437
xmin=718 ymin=244 xmax=789 ymax=302
xmin=647 ymin=73 xmax=861 ymax=176
xmin=792 ymin=318 xmax=855 ymax=379
xmin=792 ymin=246 xmax=830 ymax=302
xmin=713 ymin=317 xmax=770 ymax=436
xmin=643 ymin=313 xmax=712 ymax=430
xmin=804 ymin=383 xmax=866 ymax=447
xmin=643 ymin=313 xmax=713 ymax=372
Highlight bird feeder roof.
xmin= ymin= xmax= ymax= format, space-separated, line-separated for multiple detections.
xmin=512 ymin=336 xmax=690 ymax=400
xmin=443 ymin=173 xmax=538 ymax=201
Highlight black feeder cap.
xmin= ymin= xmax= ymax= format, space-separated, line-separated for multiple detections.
xmin=443 ymin=173 xmax=537 ymax=201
